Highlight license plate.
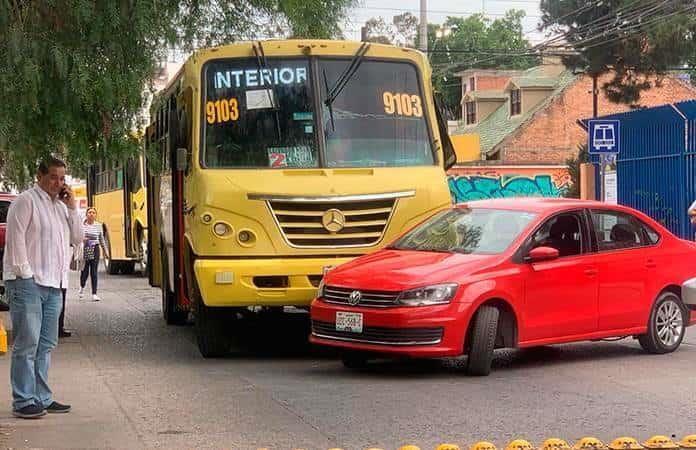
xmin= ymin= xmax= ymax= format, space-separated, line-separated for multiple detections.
xmin=336 ymin=311 xmax=363 ymax=333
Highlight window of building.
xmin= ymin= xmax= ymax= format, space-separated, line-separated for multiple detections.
xmin=510 ymin=89 xmax=522 ymax=116
xmin=469 ymin=77 xmax=476 ymax=92
xmin=465 ymin=101 xmax=476 ymax=125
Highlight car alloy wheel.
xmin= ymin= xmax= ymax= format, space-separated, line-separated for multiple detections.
xmin=655 ymin=298 xmax=684 ymax=347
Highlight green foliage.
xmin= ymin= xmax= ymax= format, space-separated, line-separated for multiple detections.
xmin=564 ymin=144 xmax=590 ymax=199
xmin=0 ymin=0 xmax=354 ymax=186
xmin=418 ymin=11 xmax=539 ymax=118
xmin=540 ymin=0 xmax=696 ymax=105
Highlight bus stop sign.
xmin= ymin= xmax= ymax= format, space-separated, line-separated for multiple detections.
xmin=588 ymin=119 xmax=620 ymax=154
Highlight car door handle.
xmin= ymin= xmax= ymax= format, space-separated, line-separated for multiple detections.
xmin=584 ymin=267 xmax=598 ymax=276
xmin=646 ymin=259 xmax=657 ymax=269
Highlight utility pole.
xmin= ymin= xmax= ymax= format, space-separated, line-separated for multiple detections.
xmin=419 ymin=0 xmax=427 ymax=53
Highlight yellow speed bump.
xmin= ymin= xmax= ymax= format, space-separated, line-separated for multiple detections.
xmin=541 ymin=439 xmax=572 ymax=450
xmin=437 ymin=445 xmax=461 ymax=450
xmin=679 ymin=436 xmax=696 ymax=449
xmin=609 ymin=438 xmax=644 ymax=450
xmin=643 ymin=436 xmax=679 ymax=450
xmin=507 ymin=440 xmax=535 ymax=450
xmin=397 ymin=447 xmax=419 ymax=450
xmin=574 ymin=438 xmax=608 ymax=450
xmin=472 ymin=441 xmax=498 ymax=450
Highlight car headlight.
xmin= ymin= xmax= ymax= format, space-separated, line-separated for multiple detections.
xmin=317 ymin=279 xmax=326 ymax=298
xmin=397 ymin=283 xmax=458 ymax=306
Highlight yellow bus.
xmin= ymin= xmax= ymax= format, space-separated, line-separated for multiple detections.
xmin=146 ymin=40 xmax=456 ymax=357
xmin=87 ymin=153 xmax=149 ymax=275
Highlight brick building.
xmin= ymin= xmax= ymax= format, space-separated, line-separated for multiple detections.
xmin=454 ymin=65 xmax=696 ymax=164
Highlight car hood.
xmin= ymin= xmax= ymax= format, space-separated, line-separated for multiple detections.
xmin=324 ymin=249 xmax=500 ymax=291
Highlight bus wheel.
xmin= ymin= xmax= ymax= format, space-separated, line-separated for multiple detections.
xmin=138 ymin=233 xmax=148 ymax=277
xmin=193 ymin=283 xmax=233 ymax=358
xmin=105 ymin=258 xmax=120 ymax=275
xmin=121 ymin=261 xmax=135 ymax=275
xmin=161 ymin=246 xmax=187 ymax=325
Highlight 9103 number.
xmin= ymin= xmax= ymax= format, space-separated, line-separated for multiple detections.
xmin=383 ymin=92 xmax=423 ymax=117
xmin=206 ymin=98 xmax=239 ymax=124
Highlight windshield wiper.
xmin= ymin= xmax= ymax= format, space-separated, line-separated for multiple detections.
xmin=252 ymin=41 xmax=282 ymax=141
xmin=323 ymin=42 xmax=370 ymax=132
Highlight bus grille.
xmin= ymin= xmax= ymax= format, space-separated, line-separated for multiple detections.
xmin=259 ymin=193 xmax=412 ymax=248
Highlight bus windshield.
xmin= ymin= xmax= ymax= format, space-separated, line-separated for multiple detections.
xmin=203 ymin=58 xmax=318 ymax=168
xmin=319 ymin=59 xmax=433 ymax=168
xmin=202 ymin=58 xmax=434 ymax=169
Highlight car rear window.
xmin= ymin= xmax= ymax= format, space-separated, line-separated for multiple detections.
xmin=0 ymin=200 xmax=10 ymax=223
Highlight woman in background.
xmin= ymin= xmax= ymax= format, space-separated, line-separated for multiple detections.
xmin=80 ymin=207 xmax=109 ymax=301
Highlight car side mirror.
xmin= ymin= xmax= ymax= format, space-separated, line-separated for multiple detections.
xmin=525 ymin=246 xmax=559 ymax=263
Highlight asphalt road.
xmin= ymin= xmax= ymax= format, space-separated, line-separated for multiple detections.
xmin=0 ymin=269 xmax=695 ymax=449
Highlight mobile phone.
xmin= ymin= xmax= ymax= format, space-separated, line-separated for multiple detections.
xmin=59 ymin=186 xmax=69 ymax=200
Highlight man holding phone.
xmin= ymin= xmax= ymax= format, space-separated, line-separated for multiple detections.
xmin=2 ymin=157 xmax=84 ymax=418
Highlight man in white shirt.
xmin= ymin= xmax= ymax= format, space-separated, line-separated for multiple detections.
xmin=3 ymin=157 xmax=84 ymax=419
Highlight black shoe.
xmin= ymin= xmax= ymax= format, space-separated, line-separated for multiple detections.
xmin=59 ymin=329 xmax=72 ymax=338
xmin=45 ymin=401 xmax=71 ymax=413
xmin=13 ymin=404 xmax=47 ymax=419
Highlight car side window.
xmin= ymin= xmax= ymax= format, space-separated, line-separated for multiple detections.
xmin=529 ymin=213 xmax=584 ymax=257
xmin=641 ymin=222 xmax=660 ymax=245
xmin=590 ymin=210 xmax=644 ymax=251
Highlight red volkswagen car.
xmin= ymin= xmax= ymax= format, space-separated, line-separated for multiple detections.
xmin=310 ymin=198 xmax=696 ymax=375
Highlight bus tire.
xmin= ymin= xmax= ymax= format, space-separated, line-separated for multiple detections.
xmin=121 ymin=261 xmax=135 ymax=275
xmin=193 ymin=286 xmax=233 ymax=358
xmin=106 ymin=259 xmax=120 ymax=275
xmin=161 ymin=245 xmax=187 ymax=325
xmin=138 ymin=231 xmax=148 ymax=277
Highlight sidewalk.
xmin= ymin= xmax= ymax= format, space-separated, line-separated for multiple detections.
xmin=0 ymin=293 xmax=145 ymax=448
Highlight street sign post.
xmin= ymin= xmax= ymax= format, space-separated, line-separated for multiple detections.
xmin=588 ymin=119 xmax=620 ymax=202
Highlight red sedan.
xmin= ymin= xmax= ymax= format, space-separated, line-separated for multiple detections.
xmin=310 ymin=198 xmax=696 ymax=375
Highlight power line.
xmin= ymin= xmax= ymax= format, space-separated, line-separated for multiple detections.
xmin=351 ymin=6 xmax=542 ymax=19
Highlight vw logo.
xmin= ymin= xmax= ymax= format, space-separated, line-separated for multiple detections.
xmin=321 ymin=208 xmax=346 ymax=233
xmin=348 ymin=290 xmax=362 ymax=306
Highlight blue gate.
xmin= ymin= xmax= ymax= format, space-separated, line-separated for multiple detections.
xmin=587 ymin=100 xmax=696 ymax=239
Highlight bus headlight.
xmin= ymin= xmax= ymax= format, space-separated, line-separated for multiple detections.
xmin=396 ymin=283 xmax=458 ymax=306
xmin=213 ymin=222 xmax=231 ymax=237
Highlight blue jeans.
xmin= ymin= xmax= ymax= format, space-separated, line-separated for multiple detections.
xmin=7 ymin=278 xmax=61 ymax=410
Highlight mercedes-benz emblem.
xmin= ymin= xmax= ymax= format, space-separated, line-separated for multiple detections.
xmin=348 ymin=290 xmax=362 ymax=306
xmin=321 ymin=208 xmax=346 ymax=233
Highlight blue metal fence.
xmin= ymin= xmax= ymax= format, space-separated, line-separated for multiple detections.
xmin=587 ymin=101 xmax=696 ymax=239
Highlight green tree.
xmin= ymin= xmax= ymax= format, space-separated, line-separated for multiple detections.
xmin=0 ymin=0 xmax=354 ymax=186
xmin=540 ymin=0 xmax=696 ymax=104
xmin=564 ymin=144 xmax=590 ymax=199
xmin=418 ymin=11 xmax=539 ymax=118
xmin=362 ymin=13 xmax=418 ymax=47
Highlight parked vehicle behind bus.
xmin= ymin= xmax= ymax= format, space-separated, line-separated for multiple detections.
xmin=146 ymin=40 xmax=456 ymax=357
xmin=86 ymin=152 xmax=149 ymax=275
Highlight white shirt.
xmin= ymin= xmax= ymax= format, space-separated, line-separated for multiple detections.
xmin=2 ymin=185 xmax=84 ymax=289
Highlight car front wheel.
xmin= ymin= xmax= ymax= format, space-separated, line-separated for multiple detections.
xmin=466 ymin=305 xmax=500 ymax=376
xmin=639 ymin=292 xmax=686 ymax=354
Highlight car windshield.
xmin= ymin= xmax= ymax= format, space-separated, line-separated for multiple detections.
xmin=390 ymin=208 xmax=537 ymax=254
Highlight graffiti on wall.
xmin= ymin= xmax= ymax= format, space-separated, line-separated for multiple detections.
xmin=447 ymin=166 xmax=571 ymax=203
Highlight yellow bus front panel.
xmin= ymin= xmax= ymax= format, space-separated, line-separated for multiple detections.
xmin=194 ymin=257 xmax=355 ymax=307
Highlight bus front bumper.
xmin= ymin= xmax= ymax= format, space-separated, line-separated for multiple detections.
xmin=193 ymin=257 xmax=356 ymax=307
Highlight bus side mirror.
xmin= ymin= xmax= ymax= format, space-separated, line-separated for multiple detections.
xmin=176 ymin=147 xmax=188 ymax=172
xmin=434 ymin=98 xmax=456 ymax=171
